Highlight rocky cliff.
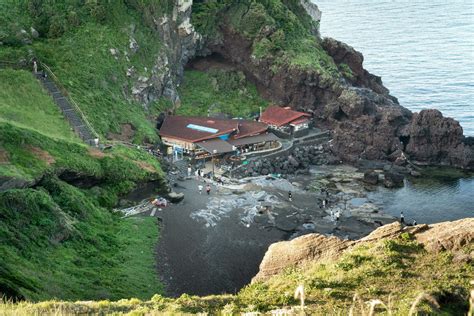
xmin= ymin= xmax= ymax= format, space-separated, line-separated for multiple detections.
xmin=192 ymin=1 xmax=473 ymax=169
xmin=253 ymin=218 xmax=474 ymax=282
xmin=129 ymin=0 xmax=203 ymax=106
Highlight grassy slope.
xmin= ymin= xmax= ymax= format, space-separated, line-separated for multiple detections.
xmin=0 ymin=123 xmax=165 ymax=300
xmin=176 ymin=69 xmax=268 ymax=118
xmin=0 ymin=2 xmax=170 ymax=301
xmin=0 ymin=1 xmax=165 ymax=143
xmin=2 ymin=236 xmax=471 ymax=314
xmin=0 ymin=183 xmax=162 ymax=301
xmin=0 ymin=69 xmax=78 ymax=142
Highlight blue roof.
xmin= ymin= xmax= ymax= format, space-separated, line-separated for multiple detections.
xmin=186 ymin=124 xmax=218 ymax=134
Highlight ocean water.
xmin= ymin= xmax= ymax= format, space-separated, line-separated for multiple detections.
xmin=315 ymin=0 xmax=474 ymax=136
xmin=368 ymin=169 xmax=474 ymax=224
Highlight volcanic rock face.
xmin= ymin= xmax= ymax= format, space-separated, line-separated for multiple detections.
xmin=137 ymin=1 xmax=473 ymax=169
xmin=204 ymin=13 xmax=473 ymax=169
xmin=402 ymin=109 xmax=473 ymax=168
xmin=253 ymin=218 xmax=474 ymax=282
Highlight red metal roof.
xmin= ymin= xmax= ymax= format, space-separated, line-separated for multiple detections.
xmin=234 ymin=120 xmax=268 ymax=139
xmin=260 ymin=106 xmax=311 ymax=127
xmin=159 ymin=116 xmax=268 ymax=143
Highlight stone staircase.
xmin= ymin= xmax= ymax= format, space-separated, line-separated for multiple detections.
xmin=0 ymin=59 xmax=99 ymax=145
xmin=35 ymin=68 xmax=98 ymax=144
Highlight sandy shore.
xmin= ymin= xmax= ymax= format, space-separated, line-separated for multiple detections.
xmin=131 ymin=165 xmax=396 ymax=296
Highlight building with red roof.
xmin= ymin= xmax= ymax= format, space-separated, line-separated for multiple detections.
xmin=159 ymin=115 xmax=279 ymax=160
xmin=259 ymin=106 xmax=312 ymax=135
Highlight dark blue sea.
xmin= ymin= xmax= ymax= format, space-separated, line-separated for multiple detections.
xmin=316 ymin=0 xmax=474 ymax=136
xmin=315 ymin=1 xmax=474 ymax=222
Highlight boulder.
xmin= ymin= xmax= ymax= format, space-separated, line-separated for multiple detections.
xmin=166 ymin=191 xmax=184 ymax=203
xmin=363 ymin=170 xmax=378 ymax=185
xmin=383 ymin=171 xmax=404 ymax=188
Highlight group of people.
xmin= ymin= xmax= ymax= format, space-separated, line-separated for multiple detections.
xmin=330 ymin=209 xmax=341 ymax=222
xmin=198 ymin=183 xmax=211 ymax=195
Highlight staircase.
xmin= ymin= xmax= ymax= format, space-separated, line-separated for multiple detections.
xmin=36 ymin=63 xmax=99 ymax=144
xmin=0 ymin=60 xmax=99 ymax=145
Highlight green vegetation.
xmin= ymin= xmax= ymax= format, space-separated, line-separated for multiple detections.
xmin=192 ymin=0 xmax=339 ymax=77
xmin=1 ymin=236 xmax=471 ymax=314
xmin=176 ymin=69 xmax=268 ymax=117
xmin=0 ymin=0 xmax=169 ymax=143
xmin=0 ymin=69 xmax=78 ymax=142
xmin=1 ymin=1 xmax=173 ymax=303
xmin=0 ymin=122 xmax=161 ymax=182
xmin=0 ymin=122 xmax=165 ymax=300
xmin=0 ymin=182 xmax=162 ymax=301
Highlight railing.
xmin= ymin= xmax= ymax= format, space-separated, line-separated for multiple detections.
xmin=39 ymin=62 xmax=100 ymax=141
xmin=0 ymin=60 xmax=26 ymax=69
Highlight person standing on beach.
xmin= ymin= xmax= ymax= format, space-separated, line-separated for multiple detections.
xmin=400 ymin=211 xmax=405 ymax=224
xmin=198 ymin=184 xmax=203 ymax=195
xmin=206 ymin=184 xmax=211 ymax=195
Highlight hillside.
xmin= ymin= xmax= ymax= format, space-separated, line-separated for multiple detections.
xmin=0 ymin=0 xmax=473 ymax=313
xmin=1 ymin=220 xmax=472 ymax=314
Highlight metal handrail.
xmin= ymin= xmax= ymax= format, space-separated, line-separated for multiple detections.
xmin=39 ymin=62 xmax=100 ymax=140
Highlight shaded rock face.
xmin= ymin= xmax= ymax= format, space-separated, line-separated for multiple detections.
xmin=131 ymin=0 xmax=203 ymax=106
xmin=253 ymin=218 xmax=474 ymax=282
xmin=203 ymin=19 xmax=473 ymax=169
xmin=402 ymin=109 xmax=474 ymax=168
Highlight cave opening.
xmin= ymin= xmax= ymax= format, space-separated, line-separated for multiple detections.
xmin=399 ymin=135 xmax=410 ymax=151
xmin=185 ymin=52 xmax=235 ymax=72
xmin=334 ymin=107 xmax=348 ymax=121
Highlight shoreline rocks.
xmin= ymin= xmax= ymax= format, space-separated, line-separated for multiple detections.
xmin=253 ymin=218 xmax=474 ymax=282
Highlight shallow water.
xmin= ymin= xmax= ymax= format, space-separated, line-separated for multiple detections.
xmin=369 ymin=168 xmax=474 ymax=223
xmin=316 ymin=0 xmax=474 ymax=135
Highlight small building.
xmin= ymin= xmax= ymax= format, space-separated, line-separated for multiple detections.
xmin=159 ymin=116 xmax=279 ymax=160
xmin=259 ymin=106 xmax=312 ymax=137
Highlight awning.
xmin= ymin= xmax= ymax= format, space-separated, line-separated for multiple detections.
xmin=196 ymin=138 xmax=236 ymax=154
xmin=228 ymin=133 xmax=279 ymax=147
xmin=290 ymin=117 xmax=310 ymax=126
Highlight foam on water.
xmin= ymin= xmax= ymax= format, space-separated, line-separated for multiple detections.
xmin=190 ymin=190 xmax=279 ymax=227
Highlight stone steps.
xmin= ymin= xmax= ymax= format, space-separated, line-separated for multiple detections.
xmin=36 ymin=76 xmax=96 ymax=144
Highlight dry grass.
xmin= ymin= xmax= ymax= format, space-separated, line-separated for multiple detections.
xmin=0 ymin=148 xmax=9 ymax=164
xmin=26 ymin=145 xmax=55 ymax=165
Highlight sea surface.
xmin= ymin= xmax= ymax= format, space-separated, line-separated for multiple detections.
xmin=316 ymin=0 xmax=474 ymax=136
xmin=368 ymin=168 xmax=474 ymax=224
xmin=315 ymin=1 xmax=474 ymax=222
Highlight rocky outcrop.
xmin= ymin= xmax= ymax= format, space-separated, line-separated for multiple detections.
xmin=402 ymin=109 xmax=474 ymax=169
xmin=129 ymin=0 xmax=203 ymax=107
xmin=322 ymin=38 xmax=390 ymax=96
xmin=253 ymin=218 xmax=474 ymax=282
xmin=232 ymin=143 xmax=331 ymax=178
xmin=252 ymin=234 xmax=351 ymax=283
xmin=300 ymin=0 xmax=321 ymax=36
xmin=203 ymin=7 xmax=473 ymax=169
